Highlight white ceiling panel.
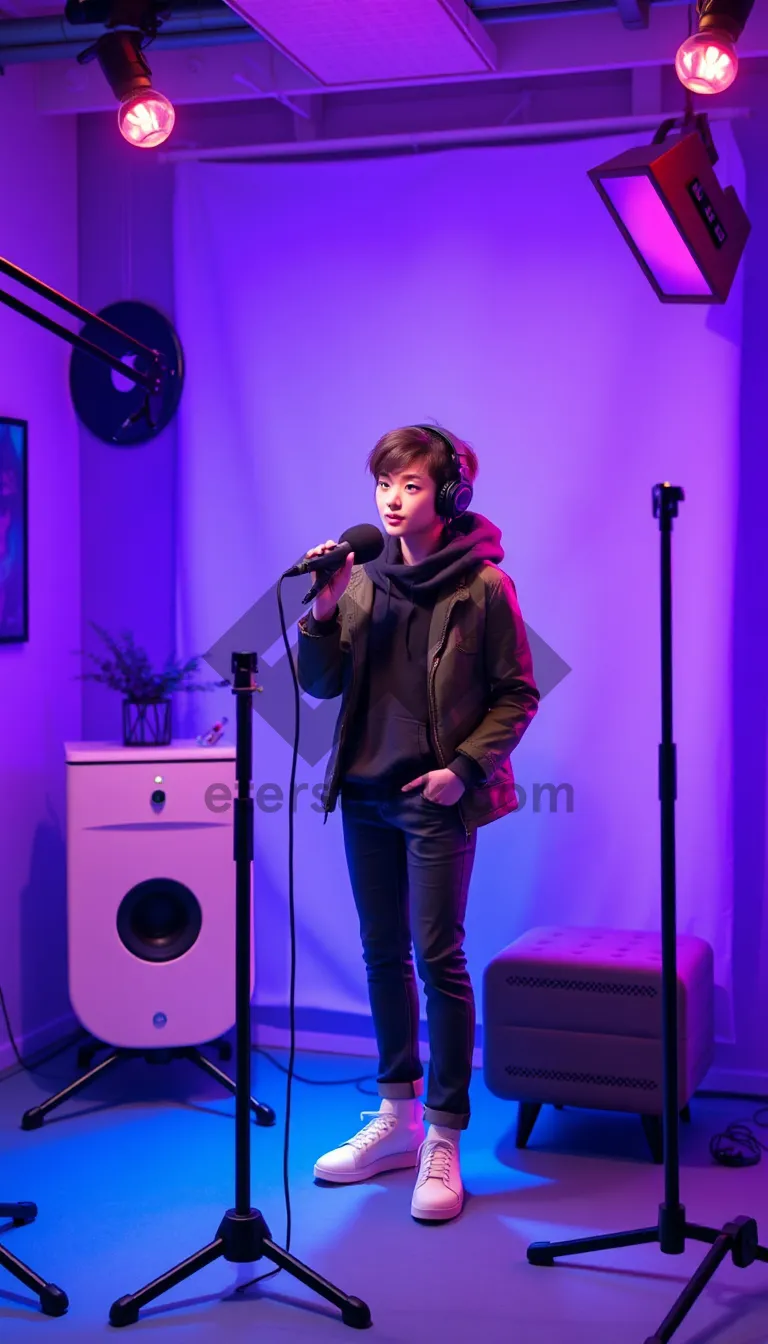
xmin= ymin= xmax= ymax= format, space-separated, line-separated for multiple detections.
xmin=223 ymin=0 xmax=497 ymax=84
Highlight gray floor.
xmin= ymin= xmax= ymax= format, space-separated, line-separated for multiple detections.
xmin=2 ymin=1039 xmax=768 ymax=1343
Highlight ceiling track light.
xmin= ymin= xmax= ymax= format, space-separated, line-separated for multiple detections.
xmin=675 ymin=0 xmax=755 ymax=95
xmin=68 ymin=0 xmax=176 ymax=147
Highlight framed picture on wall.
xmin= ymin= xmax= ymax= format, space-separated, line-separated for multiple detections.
xmin=0 ymin=417 xmax=28 ymax=644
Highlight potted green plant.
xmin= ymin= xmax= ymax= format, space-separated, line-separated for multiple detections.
xmin=76 ymin=622 xmax=225 ymax=746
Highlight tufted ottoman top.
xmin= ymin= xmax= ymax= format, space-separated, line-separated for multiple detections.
xmin=484 ymin=926 xmax=714 ymax=1039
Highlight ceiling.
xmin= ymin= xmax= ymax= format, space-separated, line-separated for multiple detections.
xmin=0 ymin=0 xmax=632 ymax=24
xmin=5 ymin=0 xmax=761 ymax=118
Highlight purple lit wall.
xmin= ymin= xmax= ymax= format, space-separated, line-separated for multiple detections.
xmin=170 ymin=127 xmax=757 ymax=1085
xmin=727 ymin=112 xmax=768 ymax=1096
xmin=0 ymin=66 xmax=80 ymax=1069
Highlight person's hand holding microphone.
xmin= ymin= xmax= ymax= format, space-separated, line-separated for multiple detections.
xmin=286 ymin=524 xmax=382 ymax=619
xmin=304 ymin=541 xmax=355 ymax=622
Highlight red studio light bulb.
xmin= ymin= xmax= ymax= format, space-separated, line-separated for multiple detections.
xmin=675 ymin=29 xmax=738 ymax=94
xmin=118 ymin=89 xmax=176 ymax=148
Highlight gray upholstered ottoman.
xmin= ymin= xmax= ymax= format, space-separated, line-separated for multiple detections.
xmin=483 ymin=926 xmax=715 ymax=1161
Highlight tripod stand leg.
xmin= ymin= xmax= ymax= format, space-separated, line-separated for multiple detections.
xmin=528 ymin=1225 xmax=659 ymax=1266
xmin=109 ymin=1211 xmax=372 ymax=1329
xmin=258 ymin=1236 xmax=371 ymax=1328
xmin=185 ymin=1048 xmax=276 ymax=1126
xmin=0 ymin=1202 xmax=37 ymax=1225
xmin=644 ymin=1231 xmax=732 ymax=1344
xmin=21 ymin=1051 xmax=123 ymax=1130
xmin=0 ymin=1241 xmax=68 ymax=1316
xmin=110 ymin=1238 xmax=225 ymax=1326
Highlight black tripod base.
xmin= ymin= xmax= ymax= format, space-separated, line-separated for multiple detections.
xmin=528 ymin=1207 xmax=768 ymax=1344
xmin=21 ymin=1039 xmax=276 ymax=1130
xmin=0 ymin=1202 xmax=69 ymax=1317
xmin=109 ymin=1207 xmax=371 ymax=1329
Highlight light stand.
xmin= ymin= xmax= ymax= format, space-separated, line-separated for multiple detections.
xmin=0 ymin=1202 xmax=67 ymax=1316
xmin=526 ymin=483 xmax=768 ymax=1342
xmin=108 ymin=652 xmax=371 ymax=1329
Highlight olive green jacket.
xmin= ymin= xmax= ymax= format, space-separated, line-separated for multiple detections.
xmin=297 ymin=562 xmax=540 ymax=835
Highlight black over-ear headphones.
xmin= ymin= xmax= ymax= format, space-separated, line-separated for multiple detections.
xmin=413 ymin=424 xmax=474 ymax=521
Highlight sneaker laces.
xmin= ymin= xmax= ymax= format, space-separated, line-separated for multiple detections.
xmin=417 ymin=1138 xmax=455 ymax=1185
xmin=345 ymin=1111 xmax=398 ymax=1152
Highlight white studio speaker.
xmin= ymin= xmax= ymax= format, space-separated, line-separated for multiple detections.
xmin=65 ymin=740 xmax=253 ymax=1049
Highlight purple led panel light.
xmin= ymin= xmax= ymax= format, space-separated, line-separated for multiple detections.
xmin=589 ymin=129 xmax=750 ymax=303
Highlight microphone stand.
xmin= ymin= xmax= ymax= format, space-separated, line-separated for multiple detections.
xmin=108 ymin=652 xmax=371 ymax=1330
xmin=526 ymin=483 xmax=768 ymax=1342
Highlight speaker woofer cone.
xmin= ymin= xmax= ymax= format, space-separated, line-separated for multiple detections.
xmin=117 ymin=878 xmax=202 ymax=964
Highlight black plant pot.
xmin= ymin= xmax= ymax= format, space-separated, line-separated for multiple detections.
xmin=122 ymin=698 xmax=172 ymax=747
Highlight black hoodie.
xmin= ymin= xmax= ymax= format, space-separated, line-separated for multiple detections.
xmin=330 ymin=511 xmax=505 ymax=796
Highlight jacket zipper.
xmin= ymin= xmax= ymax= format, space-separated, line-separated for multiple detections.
xmin=324 ymin=595 xmax=360 ymax=820
xmin=428 ymin=593 xmax=471 ymax=841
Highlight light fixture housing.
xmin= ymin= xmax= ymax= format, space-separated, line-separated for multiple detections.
xmin=75 ymin=3 xmax=176 ymax=148
xmin=675 ymin=0 xmax=754 ymax=94
xmin=588 ymin=118 xmax=750 ymax=304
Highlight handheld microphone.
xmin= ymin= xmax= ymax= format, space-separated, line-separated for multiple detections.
xmin=298 ymin=524 xmax=384 ymax=607
xmin=283 ymin=523 xmax=383 ymax=580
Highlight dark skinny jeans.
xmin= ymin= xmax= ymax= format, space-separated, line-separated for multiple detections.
xmin=341 ymin=783 xmax=477 ymax=1129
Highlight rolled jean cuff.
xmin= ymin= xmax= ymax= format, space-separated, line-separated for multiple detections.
xmin=378 ymin=1077 xmax=424 ymax=1100
xmin=423 ymin=1106 xmax=469 ymax=1131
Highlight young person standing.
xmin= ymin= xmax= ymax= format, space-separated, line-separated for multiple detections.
xmin=297 ymin=425 xmax=539 ymax=1222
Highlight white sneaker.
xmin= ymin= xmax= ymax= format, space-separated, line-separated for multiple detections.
xmin=314 ymin=1109 xmax=425 ymax=1184
xmin=410 ymin=1137 xmax=464 ymax=1221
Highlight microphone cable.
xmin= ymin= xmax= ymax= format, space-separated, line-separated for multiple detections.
xmin=709 ymin=1113 xmax=768 ymax=1167
xmin=235 ymin=575 xmax=303 ymax=1292
xmin=0 ymin=980 xmax=85 ymax=1080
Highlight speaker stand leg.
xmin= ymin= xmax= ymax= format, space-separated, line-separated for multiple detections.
xmin=0 ymin=1202 xmax=68 ymax=1316
xmin=77 ymin=1037 xmax=111 ymax=1070
xmin=21 ymin=1051 xmax=123 ymax=1130
xmin=185 ymin=1048 xmax=276 ymax=1126
xmin=206 ymin=1036 xmax=232 ymax=1062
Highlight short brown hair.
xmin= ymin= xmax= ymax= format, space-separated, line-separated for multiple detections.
xmin=366 ymin=425 xmax=479 ymax=494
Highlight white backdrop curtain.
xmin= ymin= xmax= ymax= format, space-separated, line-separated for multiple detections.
xmin=173 ymin=128 xmax=744 ymax=1054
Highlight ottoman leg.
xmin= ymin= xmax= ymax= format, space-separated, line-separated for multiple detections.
xmin=516 ymin=1102 xmax=542 ymax=1149
xmin=641 ymin=1115 xmax=664 ymax=1164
